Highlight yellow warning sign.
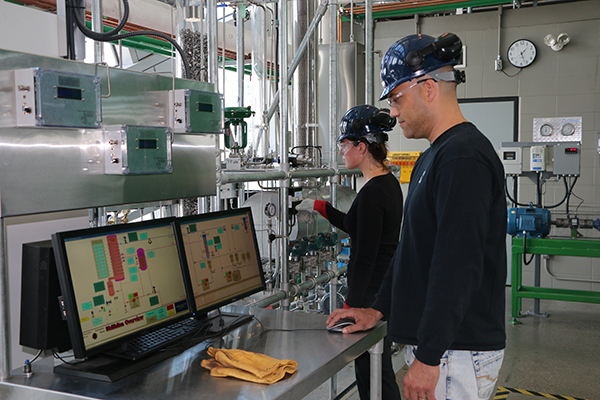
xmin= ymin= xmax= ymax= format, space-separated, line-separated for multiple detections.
xmin=494 ymin=386 xmax=590 ymax=400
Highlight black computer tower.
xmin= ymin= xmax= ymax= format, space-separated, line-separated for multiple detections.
xmin=20 ymin=240 xmax=71 ymax=352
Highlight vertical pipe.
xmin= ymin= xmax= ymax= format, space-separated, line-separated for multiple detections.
xmin=369 ymin=339 xmax=384 ymax=400
xmin=349 ymin=0 xmax=354 ymax=42
xmin=279 ymin=0 xmax=290 ymax=310
xmin=328 ymin=0 xmax=339 ymax=319
xmin=0 ymin=218 xmax=10 ymax=379
xmin=365 ymin=0 xmax=374 ymax=105
xmin=208 ymin=0 xmax=220 ymax=214
xmin=207 ymin=0 xmax=218 ymax=86
xmin=237 ymin=3 xmax=245 ymax=108
xmin=91 ymin=0 xmax=103 ymax=63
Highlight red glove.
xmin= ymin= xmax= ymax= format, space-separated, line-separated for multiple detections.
xmin=314 ymin=200 xmax=328 ymax=220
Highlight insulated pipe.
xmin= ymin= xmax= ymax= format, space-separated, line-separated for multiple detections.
xmin=237 ymin=3 xmax=245 ymax=107
xmin=208 ymin=0 xmax=221 ymax=213
xmin=0 ymin=218 xmax=10 ymax=379
xmin=267 ymin=0 xmax=328 ymax=122
xmin=278 ymin=0 xmax=290 ymax=310
xmin=207 ymin=0 xmax=218 ymax=86
xmin=365 ymin=0 xmax=374 ymax=104
xmin=219 ymin=167 xmax=369 ymax=185
xmin=251 ymin=265 xmax=347 ymax=308
xmin=328 ymin=0 xmax=339 ymax=317
xmin=92 ymin=0 xmax=104 ymax=63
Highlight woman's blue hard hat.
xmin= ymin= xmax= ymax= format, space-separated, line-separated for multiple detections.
xmin=338 ymin=105 xmax=395 ymax=143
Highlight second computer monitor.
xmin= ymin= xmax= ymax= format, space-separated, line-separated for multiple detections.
xmin=174 ymin=208 xmax=265 ymax=317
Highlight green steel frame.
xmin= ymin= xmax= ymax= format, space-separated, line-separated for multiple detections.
xmin=511 ymin=237 xmax=600 ymax=324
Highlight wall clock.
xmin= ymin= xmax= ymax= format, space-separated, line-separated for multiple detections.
xmin=507 ymin=39 xmax=537 ymax=68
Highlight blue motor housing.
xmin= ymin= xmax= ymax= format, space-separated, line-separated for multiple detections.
xmin=507 ymin=207 xmax=551 ymax=238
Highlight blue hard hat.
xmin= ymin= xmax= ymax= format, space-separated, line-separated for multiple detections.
xmin=338 ymin=105 xmax=396 ymax=143
xmin=379 ymin=33 xmax=463 ymax=100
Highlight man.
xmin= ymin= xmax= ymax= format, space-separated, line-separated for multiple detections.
xmin=327 ymin=33 xmax=507 ymax=400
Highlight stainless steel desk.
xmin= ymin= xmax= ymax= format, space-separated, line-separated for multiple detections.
xmin=0 ymin=306 xmax=386 ymax=400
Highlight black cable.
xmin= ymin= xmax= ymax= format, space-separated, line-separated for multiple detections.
xmin=522 ymin=232 xmax=535 ymax=266
xmin=565 ymin=176 xmax=578 ymax=216
xmin=53 ymin=351 xmax=83 ymax=365
xmin=259 ymin=328 xmax=327 ymax=339
xmin=505 ymin=177 xmax=530 ymax=207
xmin=68 ymin=0 xmax=191 ymax=79
xmin=27 ymin=349 xmax=43 ymax=364
xmin=71 ymin=0 xmax=129 ymax=40
xmin=501 ymin=68 xmax=522 ymax=78
xmin=544 ymin=176 xmax=570 ymax=209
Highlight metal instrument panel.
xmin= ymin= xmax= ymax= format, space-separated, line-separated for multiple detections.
xmin=0 ymin=49 xmax=217 ymax=217
xmin=0 ymin=307 xmax=386 ymax=400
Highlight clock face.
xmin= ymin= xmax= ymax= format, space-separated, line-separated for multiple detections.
xmin=507 ymin=39 xmax=537 ymax=68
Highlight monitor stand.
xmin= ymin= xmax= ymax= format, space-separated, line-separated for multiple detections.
xmin=53 ymin=349 xmax=178 ymax=382
xmin=202 ymin=312 xmax=253 ymax=335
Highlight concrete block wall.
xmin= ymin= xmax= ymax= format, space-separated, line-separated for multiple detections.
xmin=360 ymin=1 xmax=600 ymax=292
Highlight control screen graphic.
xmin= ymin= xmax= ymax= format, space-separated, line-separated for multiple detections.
xmin=178 ymin=210 xmax=264 ymax=312
xmin=61 ymin=222 xmax=189 ymax=352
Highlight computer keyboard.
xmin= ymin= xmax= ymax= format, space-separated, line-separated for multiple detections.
xmin=104 ymin=318 xmax=208 ymax=361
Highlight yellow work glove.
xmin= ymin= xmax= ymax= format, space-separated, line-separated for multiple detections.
xmin=201 ymin=347 xmax=298 ymax=384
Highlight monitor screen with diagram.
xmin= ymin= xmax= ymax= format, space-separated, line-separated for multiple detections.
xmin=52 ymin=218 xmax=193 ymax=359
xmin=173 ymin=207 xmax=266 ymax=317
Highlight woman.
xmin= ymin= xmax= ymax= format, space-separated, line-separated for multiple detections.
xmin=297 ymin=105 xmax=403 ymax=400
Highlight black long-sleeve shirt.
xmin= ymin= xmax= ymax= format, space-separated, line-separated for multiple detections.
xmin=371 ymin=122 xmax=507 ymax=366
xmin=326 ymin=173 xmax=403 ymax=308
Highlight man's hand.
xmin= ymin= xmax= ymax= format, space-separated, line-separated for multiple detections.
xmin=326 ymin=307 xmax=383 ymax=334
xmin=403 ymin=358 xmax=440 ymax=400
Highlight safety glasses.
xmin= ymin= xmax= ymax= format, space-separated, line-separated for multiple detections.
xmin=386 ymin=78 xmax=433 ymax=109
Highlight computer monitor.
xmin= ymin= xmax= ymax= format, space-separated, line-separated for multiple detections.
xmin=52 ymin=218 xmax=194 ymax=361
xmin=173 ymin=207 xmax=266 ymax=326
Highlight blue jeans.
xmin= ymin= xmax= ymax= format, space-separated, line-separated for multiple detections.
xmin=404 ymin=345 xmax=504 ymax=400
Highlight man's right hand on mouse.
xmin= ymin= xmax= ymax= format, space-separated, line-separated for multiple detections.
xmin=327 ymin=307 xmax=383 ymax=334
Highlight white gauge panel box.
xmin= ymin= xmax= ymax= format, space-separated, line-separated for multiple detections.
xmin=499 ymin=147 xmax=522 ymax=175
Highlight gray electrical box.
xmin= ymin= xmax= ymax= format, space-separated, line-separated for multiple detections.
xmin=104 ymin=125 xmax=173 ymax=175
xmin=553 ymin=142 xmax=580 ymax=176
xmin=169 ymin=89 xmax=223 ymax=134
xmin=0 ymin=68 xmax=101 ymax=128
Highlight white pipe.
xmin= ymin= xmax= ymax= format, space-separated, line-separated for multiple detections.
xmin=208 ymin=0 xmax=218 ymax=86
xmin=279 ymin=0 xmax=290 ymax=310
xmin=267 ymin=0 xmax=328 ymax=122
xmin=365 ymin=0 xmax=373 ymax=105
xmin=91 ymin=0 xmax=104 ymax=63
xmin=328 ymin=0 xmax=338 ymax=319
xmin=237 ymin=3 xmax=245 ymax=108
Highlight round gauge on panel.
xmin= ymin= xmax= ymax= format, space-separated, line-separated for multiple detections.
xmin=540 ymin=123 xmax=553 ymax=136
xmin=264 ymin=202 xmax=277 ymax=217
xmin=507 ymin=39 xmax=537 ymax=68
xmin=561 ymin=123 xmax=575 ymax=136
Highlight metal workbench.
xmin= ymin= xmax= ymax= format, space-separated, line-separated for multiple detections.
xmin=0 ymin=306 xmax=386 ymax=400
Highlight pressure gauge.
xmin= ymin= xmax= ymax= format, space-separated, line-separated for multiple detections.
xmin=561 ymin=123 xmax=575 ymax=136
xmin=264 ymin=202 xmax=277 ymax=218
xmin=540 ymin=124 xmax=553 ymax=136
xmin=507 ymin=39 xmax=537 ymax=68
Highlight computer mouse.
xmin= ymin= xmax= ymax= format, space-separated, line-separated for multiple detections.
xmin=327 ymin=317 xmax=356 ymax=333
